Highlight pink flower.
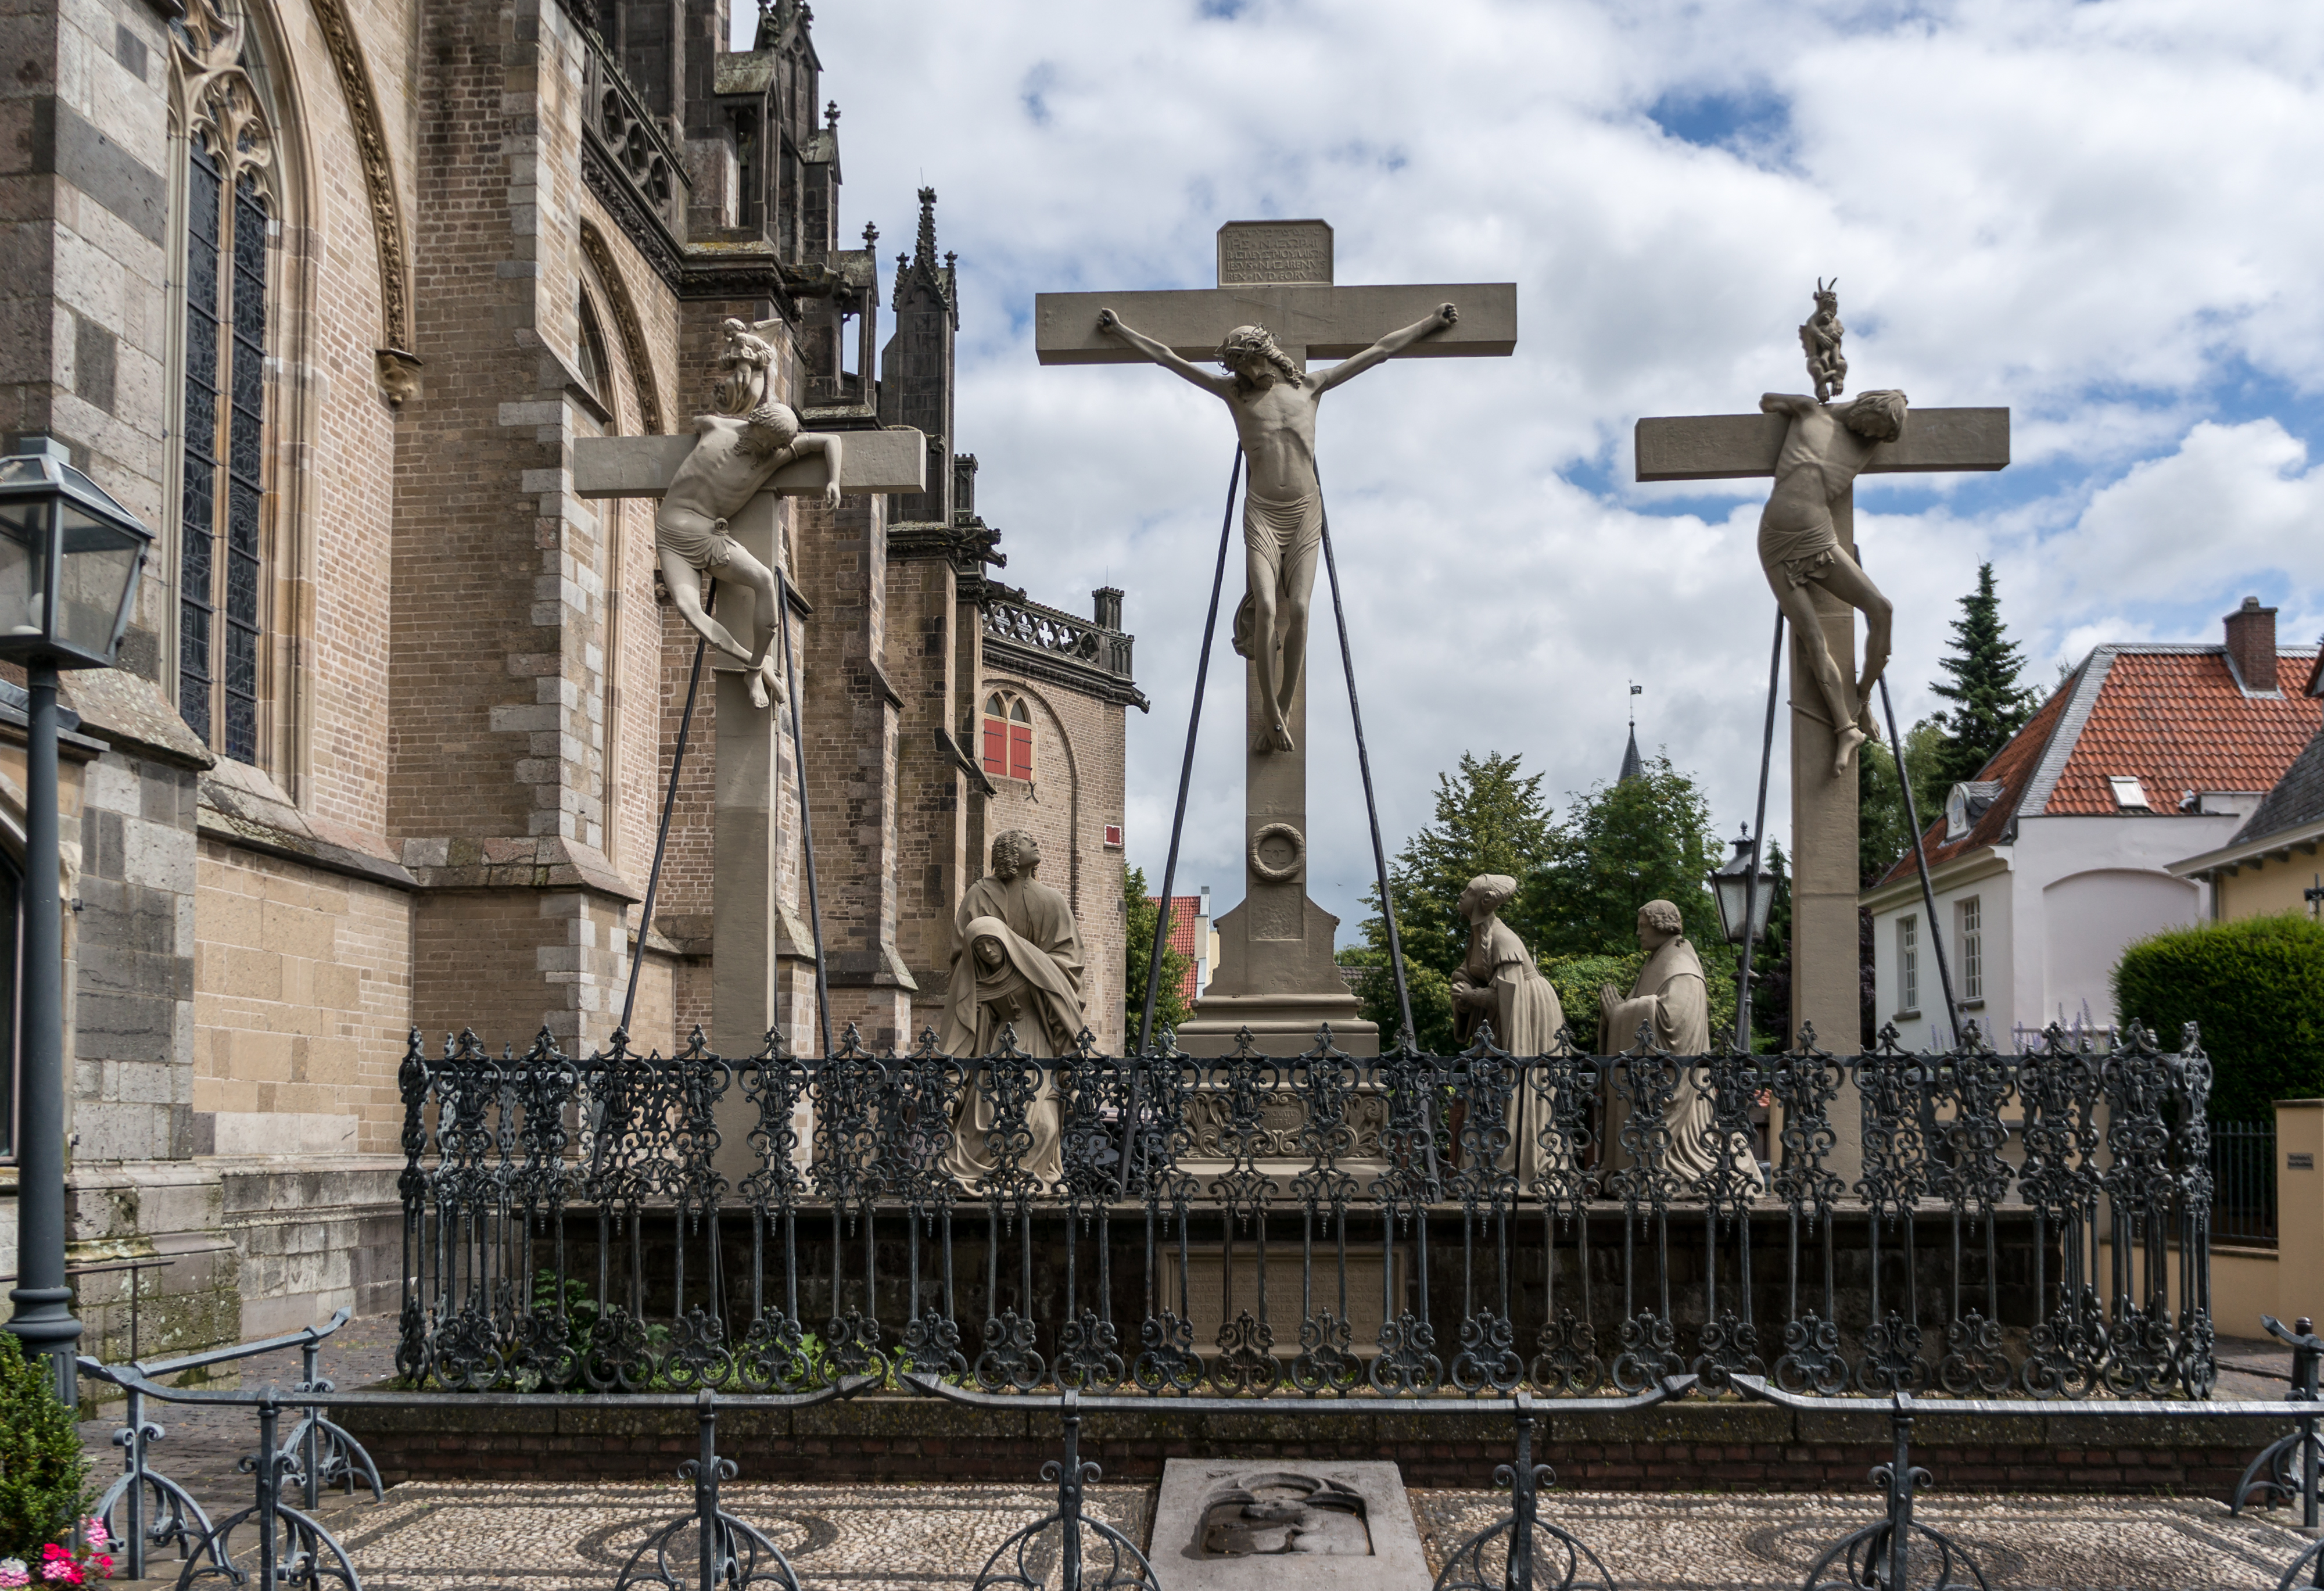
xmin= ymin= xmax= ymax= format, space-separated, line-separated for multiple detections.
xmin=80 ymin=1521 xmax=105 ymax=1550
xmin=0 ymin=1557 xmax=30 ymax=1588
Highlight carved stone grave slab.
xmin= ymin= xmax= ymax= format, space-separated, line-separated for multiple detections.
xmin=1151 ymin=1459 xmax=1428 ymax=1591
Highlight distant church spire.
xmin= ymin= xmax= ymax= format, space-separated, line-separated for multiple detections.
xmin=894 ymin=187 xmax=957 ymax=318
xmin=1619 ymin=682 xmax=1644 ymax=784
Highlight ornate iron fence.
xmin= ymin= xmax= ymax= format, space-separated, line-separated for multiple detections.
xmin=394 ymin=1017 xmax=2217 ymax=1403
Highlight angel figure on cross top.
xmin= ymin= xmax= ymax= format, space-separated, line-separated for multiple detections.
xmin=650 ymin=319 xmax=847 ymax=709
xmin=1094 ymin=301 xmax=1458 ymax=755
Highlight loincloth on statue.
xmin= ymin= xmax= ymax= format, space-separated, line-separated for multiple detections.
xmin=1233 ymin=490 xmax=1324 ymax=657
xmin=1243 ymin=489 xmax=1322 ymax=578
xmin=1758 ymin=509 xmax=1842 ymax=589
xmin=656 ymin=505 xmax=740 ymax=572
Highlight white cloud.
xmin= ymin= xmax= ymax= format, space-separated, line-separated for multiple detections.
xmin=782 ymin=0 xmax=2324 ymax=929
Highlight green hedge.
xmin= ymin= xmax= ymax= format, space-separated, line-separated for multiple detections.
xmin=2113 ymin=912 xmax=2324 ymax=1121
xmin=0 ymin=1330 xmax=89 ymax=1566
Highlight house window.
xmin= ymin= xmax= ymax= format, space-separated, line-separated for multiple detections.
xmin=2107 ymin=775 xmax=2150 ymax=811
xmin=173 ymin=4 xmax=276 ymax=764
xmin=1958 ymin=897 xmax=1982 ymax=1003
xmin=1898 ymin=915 xmax=1919 ymax=1013
xmin=980 ymin=691 xmax=1033 ymax=782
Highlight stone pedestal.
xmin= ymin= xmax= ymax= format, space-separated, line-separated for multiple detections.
xmin=1176 ymin=659 xmax=1375 ymax=1058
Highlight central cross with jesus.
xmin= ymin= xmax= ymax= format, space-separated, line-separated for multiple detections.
xmin=1039 ymin=221 xmax=1516 ymax=1054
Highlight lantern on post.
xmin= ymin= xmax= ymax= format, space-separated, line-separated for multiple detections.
xmin=0 ymin=435 xmax=150 ymax=1404
xmin=1708 ymin=824 xmax=1777 ymax=947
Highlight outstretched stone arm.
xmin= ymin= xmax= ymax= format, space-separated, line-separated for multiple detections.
xmin=1310 ymin=303 xmax=1457 ymax=394
xmin=787 ymin=432 xmax=844 ymax=510
xmin=1760 ymin=392 xmax=1817 ymax=417
xmin=1095 ymin=308 xmax=1229 ymax=395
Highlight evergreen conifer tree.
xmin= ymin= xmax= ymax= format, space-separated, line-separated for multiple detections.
xmin=1928 ymin=562 xmax=2038 ymax=789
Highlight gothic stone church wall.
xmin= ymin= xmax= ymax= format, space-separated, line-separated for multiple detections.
xmin=0 ymin=0 xmax=1135 ymax=1370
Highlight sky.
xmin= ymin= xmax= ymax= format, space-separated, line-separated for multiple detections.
xmin=778 ymin=0 xmax=2324 ymax=938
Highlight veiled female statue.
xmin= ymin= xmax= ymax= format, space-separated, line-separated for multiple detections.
xmin=1447 ymin=874 xmax=1568 ymax=1181
xmin=938 ymin=915 xmax=1078 ymax=1188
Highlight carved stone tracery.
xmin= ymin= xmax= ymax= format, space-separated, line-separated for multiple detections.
xmin=172 ymin=0 xmax=274 ymax=193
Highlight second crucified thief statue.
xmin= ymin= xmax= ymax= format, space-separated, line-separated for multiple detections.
xmin=1096 ymin=303 xmax=1457 ymax=754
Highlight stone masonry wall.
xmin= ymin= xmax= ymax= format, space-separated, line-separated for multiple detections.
xmin=192 ymin=838 xmax=411 ymax=1156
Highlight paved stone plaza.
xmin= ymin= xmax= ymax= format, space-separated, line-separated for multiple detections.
xmin=90 ymin=1477 xmax=2324 ymax=1590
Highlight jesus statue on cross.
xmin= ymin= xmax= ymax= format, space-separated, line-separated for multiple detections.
xmin=1095 ymin=302 xmax=1458 ymax=754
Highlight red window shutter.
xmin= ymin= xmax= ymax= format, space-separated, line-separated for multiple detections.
xmin=1009 ymin=723 xmax=1034 ymax=782
xmin=981 ymin=716 xmax=1007 ymax=776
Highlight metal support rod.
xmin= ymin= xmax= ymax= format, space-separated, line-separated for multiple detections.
xmin=1134 ymin=447 xmax=1240 ymax=1060
xmin=5 ymin=659 xmax=78 ymax=1403
xmin=1315 ymin=489 xmax=1414 ymax=1048
xmin=257 ymin=1395 xmax=281 ymax=1591
xmin=621 ymin=632 xmax=710 ymax=1036
xmin=1118 ymin=448 xmax=1242 ymax=1203
xmin=778 ymin=570 xmax=832 ymax=1058
xmin=123 ymin=1384 xmax=147 ymax=1579
xmin=300 ymin=1336 xmax=322 ymax=1510
xmin=695 ymin=1391 xmax=719 ymax=1591
xmin=1876 ymin=678 xmax=1960 ymax=1044
xmin=1739 ymin=609 xmax=1784 ymax=1045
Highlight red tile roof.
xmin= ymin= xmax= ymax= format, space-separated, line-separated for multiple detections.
xmin=1150 ymin=895 xmax=1202 ymax=961
xmin=1876 ymin=646 xmax=2322 ymax=887
xmin=2047 ymin=650 xmax=2318 ymax=813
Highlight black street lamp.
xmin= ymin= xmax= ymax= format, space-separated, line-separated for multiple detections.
xmin=0 ymin=436 xmax=150 ymax=1402
xmin=1708 ymin=823 xmax=1777 ymax=1045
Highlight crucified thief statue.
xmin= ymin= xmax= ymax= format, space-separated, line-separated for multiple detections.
xmin=1756 ymin=381 xmax=1905 ymax=776
xmin=653 ymin=318 xmax=847 ymax=709
xmin=1096 ymin=303 xmax=1458 ymax=753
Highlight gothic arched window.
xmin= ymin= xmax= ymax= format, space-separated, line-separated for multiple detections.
xmin=171 ymin=0 xmax=276 ymax=762
xmin=981 ymin=691 xmax=1032 ymax=783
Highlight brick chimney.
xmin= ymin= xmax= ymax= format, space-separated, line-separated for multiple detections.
xmin=2224 ymin=596 xmax=2279 ymax=691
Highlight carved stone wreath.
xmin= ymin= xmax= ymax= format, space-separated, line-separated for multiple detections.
xmin=1249 ymin=822 xmax=1305 ymax=884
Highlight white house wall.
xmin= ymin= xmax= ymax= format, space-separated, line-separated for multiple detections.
xmin=1867 ymin=813 xmax=2233 ymax=1050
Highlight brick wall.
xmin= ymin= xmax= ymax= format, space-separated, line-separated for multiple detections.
xmin=341 ymin=1395 xmax=2269 ymax=1497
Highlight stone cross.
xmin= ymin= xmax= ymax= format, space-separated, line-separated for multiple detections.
xmin=572 ymin=424 xmax=925 ymax=1062
xmin=1036 ymin=221 xmax=1517 ymax=1055
xmin=1634 ymin=399 xmax=2007 ymax=1171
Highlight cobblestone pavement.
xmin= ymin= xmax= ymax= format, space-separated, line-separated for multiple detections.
xmin=93 ymin=1479 xmax=2324 ymax=1590
xmin=1410 ymin=1489 xmax=2319 ymax=1590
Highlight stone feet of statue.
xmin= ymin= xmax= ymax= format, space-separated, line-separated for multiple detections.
xmin=1857 ymin=699 xmax=1882 ymax=743
xmin=747 ymin=653 xmax=786 ymax=712
xmin=1253 ymin=717 xmax=1297 ymax=755
xmin=1832 ymin=724 xmax=1866 ymax=778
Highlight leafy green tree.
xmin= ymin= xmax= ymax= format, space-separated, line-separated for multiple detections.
xmin=2114 ymin=912 xmax=2324 ymax=1121
xmin=1857 ymin=717 xmax=1946 ymax=887
xmin=1928 ymin=562 xmax=2038 ymax=789
xmin=1349 ymin=752 xmax=1556 ymax=1050
xmin=1533 ymin=754 xmax=1727 ymax=961
xmin=1124 ymin=865 xmax=1194 ymax=1045
xmin=1749 ymin=839 xmax=1792 ymax=1052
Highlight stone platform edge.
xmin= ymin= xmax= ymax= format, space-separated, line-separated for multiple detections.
xmin=334 ymin=1392 xmax=2274 ymax=1495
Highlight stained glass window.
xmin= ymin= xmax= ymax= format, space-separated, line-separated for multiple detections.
xmin=178 ymin=117 xmax=270 ymax=761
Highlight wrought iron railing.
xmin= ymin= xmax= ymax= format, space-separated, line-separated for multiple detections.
xmin=393 ymin=1019 xmax=2218 ymax=1403
xmin=2212 ymin=1119 xmax=2279 ymax=1247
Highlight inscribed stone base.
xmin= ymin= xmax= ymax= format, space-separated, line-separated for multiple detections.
xmin=1175 ymin=895 xmax=1375 ymax=1058
xmin=1151 ymin=1459 xmax=1429 ymax=1591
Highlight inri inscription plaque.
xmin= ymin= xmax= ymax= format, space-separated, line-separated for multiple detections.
xmin=1216 ymin=220 xmax=1333 ymax=286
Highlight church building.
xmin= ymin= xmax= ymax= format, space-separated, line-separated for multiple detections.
xmin=0 ymin=0 xmax=1135 ymax=1357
